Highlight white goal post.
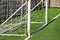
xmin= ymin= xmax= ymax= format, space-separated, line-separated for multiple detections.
xmin=45 ymin=0 xmax=48 ymax=24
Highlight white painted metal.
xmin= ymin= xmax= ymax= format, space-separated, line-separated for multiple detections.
xmin=45 ymin=0 xmax=48 ymax=24
xmin=53 ymin=14 xmax=60 ymax=19
xmin=30 ymin=22 xmax=44 ymax=23
xmin=25 ymin=36 xmax=30 ymax=40
xmin=0 ymin=34 xmax=26 ymax=36
xmin=25 ymin=0 xmax=31 ymax=40
xmin=27 ymin=0 xmax=31 ymax=37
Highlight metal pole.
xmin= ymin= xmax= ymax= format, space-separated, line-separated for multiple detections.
xmin=25 ymin=0 xmax=31 ymax=40
xmin=45 ymin=0 xmax=48 ymax=24
xmin=27 ymin=0 xmax=31 ymax=37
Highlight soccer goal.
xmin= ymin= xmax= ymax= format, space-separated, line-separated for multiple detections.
xmin=0 ymin=0 xmax=49 ymax=40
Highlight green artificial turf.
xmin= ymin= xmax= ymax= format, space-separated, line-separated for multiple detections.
xmin=0 ymin=8 xmax=60 ymax=40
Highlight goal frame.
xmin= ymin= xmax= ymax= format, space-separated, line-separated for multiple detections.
xmin=0 ymin=0 xmax=48 ymax=40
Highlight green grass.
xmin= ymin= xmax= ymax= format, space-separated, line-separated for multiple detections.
xmin=0 ymin=8 xmax=60 ymax=40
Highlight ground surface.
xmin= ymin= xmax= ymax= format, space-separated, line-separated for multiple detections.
xmin=0 ymin=8 xmax=60 ymax=40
